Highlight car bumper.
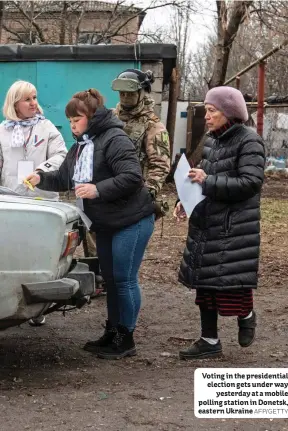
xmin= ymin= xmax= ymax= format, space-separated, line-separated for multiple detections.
xmin=22 ymin=262 xmax=95 ymax=304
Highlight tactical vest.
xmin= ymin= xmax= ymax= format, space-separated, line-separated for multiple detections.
xmin=122 ymin=115 xmax=157 ymax=178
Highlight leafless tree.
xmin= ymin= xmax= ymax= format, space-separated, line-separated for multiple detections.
xmin=140 ymin=0 xmax=253 ymax=94
xmin=185 ymin=35 xmax=216 ymax=99
xmin=0 ymin=1 xmax=5 ymax=42
xmin=59 ymin=1 xmax=69 ymax=45
xmin=140 ymin=0 xmax=207 ymax=98
xmin=189 ymin=1 xmax=288 ymax=97
xmin=1 ymin=0 xmax=200 ymax=46
xmin=208 ymin=1 xmax=253 ymax=88
xmin=226 ymin=20 xmax=288 ymax=96
xmin=168 ymin=0 xmax=194 ymax=98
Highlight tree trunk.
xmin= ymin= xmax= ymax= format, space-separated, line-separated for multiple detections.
xmin=59 ymin=1 xmax=69 ymax=45
xmin=14 ymin=1 xmax=46 ymax=43
xmin=0 ymin=2 xmax=5 ymax=43
xmin=208 ymin=1 xmax=253 ymax=88
xmin=166 ymin=68 xmax=180 ymax=159
xmin=75 ymin=7 xmax=85 ymax=44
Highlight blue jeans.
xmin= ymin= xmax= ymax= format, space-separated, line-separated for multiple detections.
xmin=96 ymin=214 xmax=154 ymax=331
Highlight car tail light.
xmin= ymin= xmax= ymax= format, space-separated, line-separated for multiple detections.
xmin=62 ymin=230 xmax=79 ymax=257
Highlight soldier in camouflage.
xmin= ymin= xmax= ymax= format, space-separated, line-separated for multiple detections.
xmin=112 ymin=68 xmax=170 ymax=200
xmin=83 ymin=71 xmax=170 ymax=264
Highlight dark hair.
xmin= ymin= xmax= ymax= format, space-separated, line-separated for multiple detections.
xmin=65 ymin=88 xmax=104 ymax=119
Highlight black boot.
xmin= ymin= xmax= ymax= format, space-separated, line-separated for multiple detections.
xmin=96 ymin=324 xmax=136 ymax=360
xmin=179 ymin=338 xmax=222 ymax=360
xmin=83 ymin=320 xmax=117 ymax=353
xmin=238 ymin=310 xmax=256 ymax=347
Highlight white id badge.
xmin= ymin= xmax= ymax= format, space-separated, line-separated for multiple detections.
xmin=17 ymin=160 xmax=35 ymax=184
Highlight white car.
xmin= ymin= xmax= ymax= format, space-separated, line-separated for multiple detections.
xmin=0 ymin=189 xmax=95 ymax=330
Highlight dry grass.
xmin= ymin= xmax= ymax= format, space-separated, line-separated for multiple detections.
xmin=261 ymin=198 xmax=288 ymax=226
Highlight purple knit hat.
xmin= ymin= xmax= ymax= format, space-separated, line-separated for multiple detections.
xmin=204 ymin=86 xmax=248 ymax=122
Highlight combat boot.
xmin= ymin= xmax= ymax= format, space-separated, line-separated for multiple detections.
xmin=83 ymin=320 xmax=117 ymax=353
xmin=96 ymin=324 xmax=136 ymax=360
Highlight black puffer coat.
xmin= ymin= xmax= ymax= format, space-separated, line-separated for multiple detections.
xmin=38 ymin=107 xmax=155 ymax=231
xmin=179 ymin=124 xmax=265 ymax=291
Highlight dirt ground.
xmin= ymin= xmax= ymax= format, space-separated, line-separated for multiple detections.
xmin=1 ymin=179 xmax=288 ymax=431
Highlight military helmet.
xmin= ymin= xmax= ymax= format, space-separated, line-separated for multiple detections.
xmin=112 ymin=69 xmax=154 ymax=93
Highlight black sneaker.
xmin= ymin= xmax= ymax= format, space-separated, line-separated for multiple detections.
xmin=97 ymin=325 xmax=136 ymax=360
xmin=83 ymin=320 xmax=117 ymax=353
xmin=179 ymin=338 xmax=222 ymax=360
xmin=238 ymin=310 xmax=256 ymax=348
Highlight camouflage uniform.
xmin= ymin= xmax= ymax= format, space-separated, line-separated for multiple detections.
xmin=114 ymin=96 xmax=170 ymax=197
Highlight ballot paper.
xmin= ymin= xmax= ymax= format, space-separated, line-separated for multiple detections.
xmin=174 ymin=154 xmax=205 ymax=218
xmin=73 ymin=206 xmax=92 ymax=230
xmin=0 ymin=186 xmax=21 ymax=196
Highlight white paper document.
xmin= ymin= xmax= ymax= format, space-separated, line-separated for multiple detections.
xmin=74 ymin=197 xmax=92 ymax=230
xmin=174 ymin=154 xmax=205 ymax=218
xmin=0 ymin=186 xmax=21 ymax=196
xmin=17 ymin=160 xmax=34 ymax=184
xmin=73 ymin=206 xmax=92 ymax=230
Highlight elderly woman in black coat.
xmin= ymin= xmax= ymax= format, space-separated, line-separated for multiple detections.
xmin=174 ymin=86 xmax=265 ymax=359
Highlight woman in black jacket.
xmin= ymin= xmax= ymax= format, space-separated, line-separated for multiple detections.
xmin=174 ymin=86 xmax=265 ymax=359
xmin=26 ymin=89 xmax=155 ymax=360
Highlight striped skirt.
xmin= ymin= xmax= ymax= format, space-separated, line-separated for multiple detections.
xmin=195 ymin=289 xmax=253 ymax=317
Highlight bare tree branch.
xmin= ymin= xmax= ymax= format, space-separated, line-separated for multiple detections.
xmin=2 ymin=22 xmax=27 ymax=43
xmin=75 ymin=4 xmax=86 ymax=44
xmin=94 ymin=0 xmax=195 ymax=45
xmin=0 ymin=1 xmax=5 ymax=42
xmin=2 ymin=0 xmax=197 ymax=47
xmin=59 ymin=1 xmax=69 ymax=45
xmin=12 ymin=0 xmax=46 ymax=42
xmin=208 ymin=1 xmax=253 ymax=88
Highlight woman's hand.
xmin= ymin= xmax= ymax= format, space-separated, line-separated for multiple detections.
xmin=24 ymin=172 xmax=41 ymax=187
xmin=173 ymin=201 xmax=187 ymax=222
xmin=188 ymin=168 xmax=207 ymax=184
xmin=75 ymin=183 xmax=98 ymax=199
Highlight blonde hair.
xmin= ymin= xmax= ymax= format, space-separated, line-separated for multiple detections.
xmin=3 ymin=80 xmax=43 ymax=121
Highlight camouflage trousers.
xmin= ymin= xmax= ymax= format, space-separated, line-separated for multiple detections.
xmin=74 ymin=231 xmax=97 ymax=258
xmin=86 ymin=231 xmax=97 ymax=257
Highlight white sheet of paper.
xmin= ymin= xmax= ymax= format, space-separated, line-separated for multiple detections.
xmin=74 ymin=205 xmax=92 ymax=230
xmin=75 ymin=197 xmax=84 ymax=211
xmin=0 ymin=186 xmax=21 ymax=196
xmin=174 ymin=154 xmax=205 ymax=218
xmin=17 ymin=160 xmax=34 ymax=184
